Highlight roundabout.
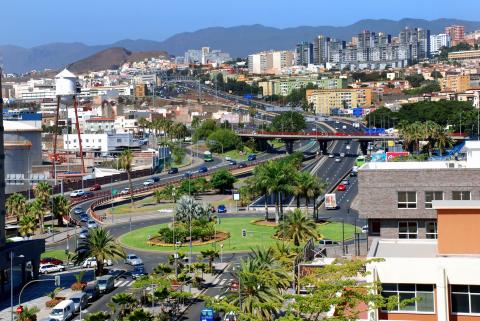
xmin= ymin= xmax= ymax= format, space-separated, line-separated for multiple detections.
xmin=119 ymin=216 xmax=359 ymax=253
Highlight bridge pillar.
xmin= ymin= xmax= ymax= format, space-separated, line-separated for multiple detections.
xmin=359 ymin=140 xmax=369 ymax=155
xmin=318 ymin=140 xmax=329 ymax=155
xmin=283 ymin=139 xmax=295 ymax=154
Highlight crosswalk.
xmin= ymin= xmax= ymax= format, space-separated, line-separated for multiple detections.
xmin=211 ymin=278 xmax=228 ymax=287
xmin=115 ymin=280 xmax=134 ymax=288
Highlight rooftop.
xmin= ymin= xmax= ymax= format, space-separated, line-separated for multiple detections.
xmin=368 ymin=239 xmax=438 ymax=258
xmin=432 ymin=200 xmax=480 ymax=209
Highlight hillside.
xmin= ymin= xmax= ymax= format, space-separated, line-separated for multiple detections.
xmin=66 ymin=48 xmax=168 ymax=73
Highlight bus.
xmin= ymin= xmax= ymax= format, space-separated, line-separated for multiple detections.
xmin=204 ymin=151 xmax=213 ymax=162
xmin=355 ymin=155 xmax=366 ymax=167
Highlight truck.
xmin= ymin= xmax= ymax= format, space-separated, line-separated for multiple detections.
xmin=325 ymin=193 xmax=338 ymax=210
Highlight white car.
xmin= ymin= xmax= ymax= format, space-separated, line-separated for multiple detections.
xmin=70 ymin=190 xmax=85 ymax=197
xmin=335 ymin=158 xmax=341 ymax=163
xmin=82 ymin=257 xmax=113 ymax=268
xmin=143 ymin=179 xmax=154 ymax=186
xmin=225 ymin=156 xmax=232 ymax=161
xmin=39 ymin=264 xmax=65 ymax=274
xmin=125 ymin=254 xmax=143 ymax=266
xmin=328 ymin=154 xmax=335 ymax=158
xmin=340 ymin=152 xmax=346 ymax=157
xmin=87 ymin=220 xmax=97 ymax=229
xmin=119 ymin=188 xmax=130 ymax=195
xmin=79 ymin=228 xmax=89 ymax=239
xmin=362 ymin=225 xmax=369 ymax=234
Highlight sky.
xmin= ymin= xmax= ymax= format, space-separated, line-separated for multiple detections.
xmin=3 ymin=0 xmax=480 ymax=47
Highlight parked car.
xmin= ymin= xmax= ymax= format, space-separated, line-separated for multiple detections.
xmin=198 ymin=166 xmax=208 ymax=173
xmin=39 ymin=264 xmax=65 ymax=274
xmin=73 ymin=207 xmax=84 ymax=215
xmin=49 ymin=299 xmax=75 ymax=321
xmin=151 ymin=176 xmax=160 ymax=182
xmin=78 ymin=228 xmax=89 ymax=239
xmin=69 ymin=292 xmax=88 ymax=312
xmin=87 ymin=220 xmax=97 ymax=229
xmin=337 ymin=184 xmax=346 ymax=191
xmin=82 ymin=257 xmax=113 ymax=268
xmin=40 ymin=257 xmax=63 ymax=266
xmin=119 ymin=188 xmax=130 ymax=195
xmin=70 ymin=190 xmax=85 ymax=198
xmin=217 ymin=204 xmax=227 ymax=213
xmin=318 ymin=239 xmax=339 ymax=246
xmin=125 ymin=254 xmax=143 ymax=266
xmin=143 ymin=179 xmax=154 ymax=186
xmin=97 ymin=275 xmax=115 ymax=293
xmin=168 ymin=167 xmax=179 ymax=174
xmin=362 ymin=225 xmax=369 ymax=234
xmin=89 ymin=184 xmax=101 ymax=191
xmin=84 ymin=283 xmax=101 ymax=301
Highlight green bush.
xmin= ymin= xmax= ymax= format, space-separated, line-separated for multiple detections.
xmin=206 ymin=128 xmax=241 ymax=153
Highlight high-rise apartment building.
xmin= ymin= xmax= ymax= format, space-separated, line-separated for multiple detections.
xmin=440 ymin=74 xmax=471 ymax=92
xmin=430 ymin=33 xmax=451 ymax=55
xmin=313 ymin=35 xmax=331 ymax=64
xmin=306 ymin=88 xmax=373 ymax=114
xmin=445 ymin=24 xmax=465 ymax=43
xmin=247 ymin=50 xmax=294 ymax=75
xmin=295 ymin=41 xmax=314 ymax=66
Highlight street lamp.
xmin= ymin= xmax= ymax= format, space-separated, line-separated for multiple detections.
xmin=10 ymin=252 xmax=24 ymax=321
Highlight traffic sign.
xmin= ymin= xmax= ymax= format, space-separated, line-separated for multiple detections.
xmin=16 ymin=306 xmax=23 ymax=314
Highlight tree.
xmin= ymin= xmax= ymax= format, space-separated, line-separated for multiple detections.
xmin=26 ymin=200 xmax=44 ymax=235
xmin=271 ymin=111 xmax=306 ymax=132
xmin=6 ymin=193 xmax=27 ymax=223
xmin=193 ymin=119 xmax=217 ymax=142
xmin=292 ymin=172 xmax=325 ymax=209
xmin=405 ymin=74 xmax=425 ymax=87
xmin=119 ymin=149 xmax=134 ymax=207
xmin=74 ymin=228 xmax=125 ymax=276
xmin=175 ymin=195 xmax=212 ymax=222
xmin=51 ymin=195 xmax=70 ymax=227
xmin=125 ymin=309 xmax=154 ymax=321
xmin=199 ymin=249 xmax=219 ymax=273
xmin=276 ymin=209 xmax=318 ymax=246
xmin=210 ymin=169 xmax=236 ymax=194
xmin=154 ymin=189 xmax=165 ymax=204
xmin=33 ymin=182 xmax=52 ymax=233
xmin=111 ymin=293 xmax=139 ymax=319
xmin=83 ymin=312 xmax=110 ymax=321
xmin=18 ymin=214 xmax=36 ymax=237
xmin=17 ymin=306 xmax=39 ymax=321
xmin=206 ymin=128 xmax=242 ymax=153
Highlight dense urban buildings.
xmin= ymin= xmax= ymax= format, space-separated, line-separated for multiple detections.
xmin=247 ymin=50 xmax=295 ymax=75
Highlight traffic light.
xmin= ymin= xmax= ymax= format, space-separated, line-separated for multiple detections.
xmin=16 ymin=305 xmax=23 ymax=314
xmin=241 ymin=229 xmax=246 ymax=237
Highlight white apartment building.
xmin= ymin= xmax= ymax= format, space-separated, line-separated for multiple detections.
xmin=248 ymin=50 xmax=294 ymax=75
xmin=63 ymin=132 xmax=140 ymax=152
xmin=13 ymin=79 xmax=56 ymax=101
xmin=114 ymin=116 xmax=140 ymax=134
xmin=430 ymin=34 xmax=451 ymax=55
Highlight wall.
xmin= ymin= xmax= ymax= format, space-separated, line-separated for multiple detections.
xmin=437 ymin=208 xmax=480 ymax=255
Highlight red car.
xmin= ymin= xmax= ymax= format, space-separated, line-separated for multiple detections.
xmin=40 ymin=257 xmax=64 ymax=266
xmin=90 ymin=184 xmax=101 ymax=191
xmin=337 ymin=184 xmax=346 ymax=191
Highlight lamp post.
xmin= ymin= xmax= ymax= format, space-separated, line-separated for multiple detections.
xmin=10 ymin=252 xmax=24 ymax=321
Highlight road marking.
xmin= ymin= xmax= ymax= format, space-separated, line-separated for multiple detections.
xmin=115 ymin=280 xmax=132 ymax=287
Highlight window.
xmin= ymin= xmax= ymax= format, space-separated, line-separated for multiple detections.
xmin=398 ymin=221 xmax=418 ymax=239
xmin=381 ymin=283 xmax=434 ymax=313
xmin=398 ymin=192 xmax=417 ymax=209
xmin=370 ymin=219 xmax=381 ymax=236
xmin=117 ymin=139 xmax=121 ymax=143
xmin=425 ymin=191 xmax=443 ymax=209
xmin=426 ymin=221 xmax=437 ymax=239
xmin=451 ymin=285 xmax=480 ymax=314
xmin=453 ymin=191 xmax=471 ymax=200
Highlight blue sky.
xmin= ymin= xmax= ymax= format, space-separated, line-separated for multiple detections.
xmin=3 ymin=0 xmax=479 ymax=47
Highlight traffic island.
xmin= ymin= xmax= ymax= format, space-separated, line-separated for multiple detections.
xmin=147 ymin=231 xmax=230 ymax=247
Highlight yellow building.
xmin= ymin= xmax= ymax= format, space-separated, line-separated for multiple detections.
xmin=440 ymin=74 xmax=470 ymax=93
xmin=306 ymin=88 xmax=373 ymax=115
xmin=134 ymin=84 xmax=148 ymax=98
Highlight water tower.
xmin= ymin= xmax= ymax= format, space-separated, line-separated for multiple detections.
xmin=52 ymin=69 xmax=85 ymax=178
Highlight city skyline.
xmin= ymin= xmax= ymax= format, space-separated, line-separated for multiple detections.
xmin=3 ymin=0 xmax=480 ymax=47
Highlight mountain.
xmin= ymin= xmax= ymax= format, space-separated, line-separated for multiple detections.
xmin=2 ymin=18 xmax=480 ymax=73
xmin=66 ymin=47 xmax=168 ymax=73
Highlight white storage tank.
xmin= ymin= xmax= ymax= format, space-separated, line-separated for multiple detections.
xmin=55 ymin=69 xmax=77 ymax=96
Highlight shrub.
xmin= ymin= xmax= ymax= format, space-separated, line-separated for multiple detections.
xmin=46 ymin=298 xmax=61 ymax=308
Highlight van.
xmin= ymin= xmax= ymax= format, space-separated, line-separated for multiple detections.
xmin=49 ymin=299 xmax=75 ymax=321
xmin=97 ymin=275 xmax=115 ymax=293
xmin=69 ymin=292 xmax=88 ymax=312
xmin=84 ymin=283 xmax=100 ymax=301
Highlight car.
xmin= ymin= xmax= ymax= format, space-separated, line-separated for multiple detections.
xmin=82 ymin=191 xmax=94 ymax=199
xmin=131 ymin=264 xmax=147 ymax=279
xmin=198 ymin=166 xmax=208 ymax=173
xmin=69 ymin=292 xmax=88 ymax=313
xmin=90 ymin=184 xmax=101 ymax=191
xmin=183 ymin=172 xmax=192 ymax=179
xmin=247 ymin=154 xmax=257 ymax=161
xmin=87 ymin=220 xmax=97 ymax=229
xmin=217 ymin=204 xmax=227 ymax=213
xmin=80 ymin=214 xmax=89 ymax=222
xmin=337 ymin=184 xmax=346 ymax=191
xmin=40 ymin=257 xmax=64 ymax=266
xmin=39 ymin=263 xmax=65 ymax=274
xmin=168 ymin=167 xmax=179 ymax=174
xmin=238 ymin=162 xmax=247 ymax=168
xmin=335 ymin=158 xmax=341 ymax=163
xmin=49 ymin=300 xmax=75 ymax=321
xmin=97 ymin=275 xmax=115 ymax=293
xmin=328 ymin=154 xmax=335 ymax=158
xmin=82 ymin=257 xmax=113 ymax=268
xmin=341 ymin=179 xmax=349 ymax=185
xmin=362 ymin=225 xmax=369 ymax=234
xmin=151 ymin=176 xmax=160 ymax=182
xmin=228 ymin=160 xmax=237 ymax=166
xmin=225 ymin=156 xmax=232 ymax=161
xmin=73 ymin=207 xmax=84 ymax=215
xmin=79 ymin=228 xmax=89 ymax=239
xmin=119 ymin=188 xmax=130 ymax=195
xmin=84 ymin=283 xmax=100 ymax=301
xmin=335 ymin=121 xmax=340 ymax=124
xmin=70 ymin=190 xmax=85 ymax=198
xmin=143 ymin=179 xmax=154 ymax=186
xmin=350 ymin=171 xmax=357 ymax=177
xmin=125 ymin=254 xmax=143 ymax=266
xmin=318 ymin=239 xmax=339 ymax=246
xmin=340 ymin=152 xmax=346 ymax=157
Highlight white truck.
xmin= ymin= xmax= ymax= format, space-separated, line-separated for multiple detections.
xmin=324 ymin=193 xmax=338 ymax=210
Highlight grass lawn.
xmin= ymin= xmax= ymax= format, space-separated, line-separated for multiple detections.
xmin=268 ymin=139 xmax=285 ymax=149
xmin=119 ymin=217 xmax=359 ymax=253
xmin=109 ymin=201 xmax=174 ymax=215
xmin=42 ymin=249 xmax=72 ymax=261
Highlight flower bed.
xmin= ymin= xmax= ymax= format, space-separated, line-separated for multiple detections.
xmin=147 ymin=231 xmax=230 ymax=247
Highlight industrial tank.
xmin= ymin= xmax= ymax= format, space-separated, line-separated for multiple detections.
xmin=55 ymin=69 xmax=77 ymax=96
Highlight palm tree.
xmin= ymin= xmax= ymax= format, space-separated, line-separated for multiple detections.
xmin=51 ymin=195 xmax=70 ymax=227
xmin=191 ymin=116 xmax=201 ymax=129
xmin=137 ymin=117 xmax=150 ymax=138
xmin=111 ymin=293 xmax=138 ymax=319
xmin=118 ymin=149 xmax=134 ymax=206
xmin=175 ymin=195 xmax=209 ymax=222
xmin=154 ymin=189 xmax=164 ymax=204
xmin=18 ymin=214 xmax=36 ymax=237
xmin=276 ymin=209 xmax=318 ymax=246
xmin=27 ymin=200 xmax=44 ymax=234
xmin=6 ymin=193 xmax=27 ymax=223
xmin=33 ymin=182 xmax=52 ymax=233
xmin=249 ymin=247 xmax=290 ymax=290
xmin=74 ymin=227 xmax=125 ymax=276
xmin=199 ymin=249 xmax=219 ymax=273
xmin=83 ymin=312 xmax=110 ymax=321
xmin=17 ymin=306 xmax=39 ymax=321
xmin=126 ymin=309 xmax=154 ymax=321
xmin=152 ymin=263 xmax=172 ymax=275
xmin=292 ymin=172 xmax=320 ymax=209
